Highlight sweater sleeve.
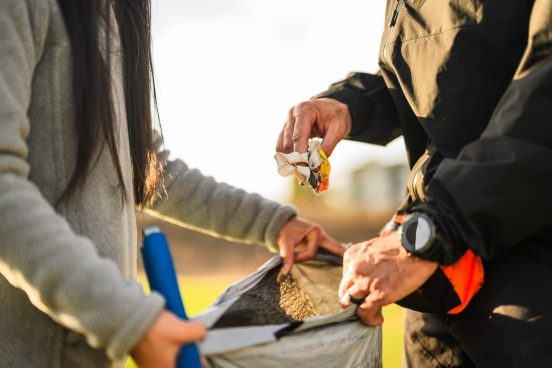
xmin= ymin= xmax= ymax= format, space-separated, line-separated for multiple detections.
xmin=315 ymin=71 xmax=402 ymax=145
xmin=0 ymin=0 xmax=164 ymax=359
xmin=148 ymin=144 xmax=297 ymax=252
xmin=419 ymin=0 xmax=552 ymax=264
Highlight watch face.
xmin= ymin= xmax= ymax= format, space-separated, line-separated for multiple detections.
xmin=402 ymin=214 xmax=435 ymax=253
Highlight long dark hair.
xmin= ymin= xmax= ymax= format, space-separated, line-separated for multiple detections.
xmin=57 ymin=0 xmax=160 ymax=207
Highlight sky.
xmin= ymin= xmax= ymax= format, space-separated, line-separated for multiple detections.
xmin=151 ymin=0 xmax=407 ymax=201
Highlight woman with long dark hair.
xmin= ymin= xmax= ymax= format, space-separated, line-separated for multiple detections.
xmin=0 ymin=1 xmax=343 ymax=367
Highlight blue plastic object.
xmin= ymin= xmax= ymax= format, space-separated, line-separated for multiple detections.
xmin=141 ymin=226 xmax=202 ymax=368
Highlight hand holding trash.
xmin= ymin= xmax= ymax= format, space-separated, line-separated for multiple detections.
xmin=131 ymin=310 xmax=206 ymax=368
xmin=275 ymin=98 xmax=352 ymax=195
xmin=276 ymin=98 xmax=352 ymax=156
xmin=277 ymin=216 xmax=345 ymax=274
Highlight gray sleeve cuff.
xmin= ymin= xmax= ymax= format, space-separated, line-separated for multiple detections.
xmin=106 ymin=292 xmax=165 ymax=360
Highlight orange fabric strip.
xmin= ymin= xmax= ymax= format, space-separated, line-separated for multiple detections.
xmin=440 ymin=249 xmax=484 ymax=314
xmin=382 ymin=213 xmax=485 ymax=314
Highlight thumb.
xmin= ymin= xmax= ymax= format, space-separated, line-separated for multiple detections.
xmin=357 ymin=291 xmax=385 ymax=326
xmin=279 ymin=241 xmax=294 ymax=274
xmin=320 ymin=124 xmax=345 ymax=157
xmin=172 ymin=320 xmax=207 ymax=344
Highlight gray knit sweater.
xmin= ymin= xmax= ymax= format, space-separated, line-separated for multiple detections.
xmin=0 ymin=1 xmax=295 ymax=367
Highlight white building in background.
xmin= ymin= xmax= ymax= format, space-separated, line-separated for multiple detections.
xmin=348 ymin=161 xmax=410 ymax=214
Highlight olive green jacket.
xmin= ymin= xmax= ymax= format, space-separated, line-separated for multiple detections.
xmin=319 ymin=0 xmax=552 ymax=265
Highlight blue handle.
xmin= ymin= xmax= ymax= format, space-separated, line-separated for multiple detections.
xmin=141 ymin=227 xmax=202 ymax=368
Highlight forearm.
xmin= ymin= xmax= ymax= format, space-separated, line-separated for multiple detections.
xmin=148 ymin=158 xmax=297 ymax=251
xmin=0 ymin=173 xmax=165 ymax=359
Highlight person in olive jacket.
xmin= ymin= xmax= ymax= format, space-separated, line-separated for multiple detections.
xmin=277 ymin=1 xmax=552 ymax=367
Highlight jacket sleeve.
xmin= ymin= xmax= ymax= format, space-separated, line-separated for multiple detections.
xmin=0 ymin=1 xmax=164 ymax=359
xmin=315 ymin=72 xmax=402 ymax=145
xmin=148 ymin=141 xmax=297 ymax=253
xmin=419 ymin=0 xmax=552 ymax=265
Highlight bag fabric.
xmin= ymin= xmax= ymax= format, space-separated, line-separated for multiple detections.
xmin=193 ymin=256 xmax=382 ymax=368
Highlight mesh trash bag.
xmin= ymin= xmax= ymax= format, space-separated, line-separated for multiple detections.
xmin=193 ymin=256 xmax=382 ymax=368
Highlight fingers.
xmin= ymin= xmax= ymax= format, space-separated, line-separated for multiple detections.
xmin=339 ymin=241 xmax=375 ymax=303
xmin=279 ymin=240 xmax=295 ymax=274
xmin=320 ymin=124 xmax=344 ymax=157
xmin=277 ymin=217 xmax=321 ymax=267
xmin=171 ymin=318 xmax=207 ymax=343
xmin=318 ymin=98 xmax=351 ymax=156
xmin=294 ymin=225 xmax=320 ymax=262
xmin=275 ymin=128 xmax=285 ymax=153
xmin=342 ymin=242 xmax=367 ymax=278
xmin=277 ymin=98 xmax=351 ymax=157
xmin=339 ymin=274 xmax=370 ymax=307
xmin=282 ymin=108 xmax=297 ymax=153
xmin=319 ymin=231 xmax=346 ymax=257
xmin=356 ymin=291 xmax=385 ymax=326
xmin=292 ymin=103 xmax=316 ymax=153
xmin=343 ymin=244 xmax=360 ymax=263
xmin=277 ymin=102 xmax=318 ymax=154
xmin=338 ymin=264 xmax=356 ymax=301
xmin=339 ymin=276 xmax=386 ymax=326
xmin=277 ymin=216 xmax=305 ymax=273
xmin=131 ymin=313 xmax=206 ymax=368
xmin=201 ymin=356 xmax=209 ymax=368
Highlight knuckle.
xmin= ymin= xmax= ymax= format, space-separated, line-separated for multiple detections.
xmin=294 ymin=105 xmax=316 ymax=122
xmin=343 ymin=248 xmax=353 ymax=261
xmin=295 ymin=100 xmax=313 ymax=112
xmin=283 ymin=141 xmax=294 ymax=152
xmin=276 ymin=132 xmax=285 ymax=150
xmin=357 ymin=276 xmax=370 ymax=290
xmin=309 ymin=223 xmax=322 ymax=235
xmin=375 ymin=291 xmax=386 ymax=303
xmin=376 ymin=287 xmax=387 ymax=299
xmin=336 ymin=101 xmax=348 ymax=115
xmin=351 ymin=261 xmax=364 ymax=275
xmin=305 ymin=248 xmax=317 ymax=258
xmin=287 ymin=107 xmax=295 ymax=120
xmin=283 ymin=118 xmax=293 ymax=131
xmin=360 ymin=242 xmax=371 ymax=252
xmin=344 ymin=247 xmax=360 ymax=262
xmin=292 ymin=130 xmax=306 ymax=143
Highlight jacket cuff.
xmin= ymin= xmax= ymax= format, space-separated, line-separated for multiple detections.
xmin=410 ymin=182 xmax=469 ymax=265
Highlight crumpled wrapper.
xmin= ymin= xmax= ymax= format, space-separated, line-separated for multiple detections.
xmin=274 ymin=140 xmax=331 ymax=194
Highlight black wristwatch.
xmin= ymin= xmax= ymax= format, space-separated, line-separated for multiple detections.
xmin=399 ymin=212 xmax=437 ymax=256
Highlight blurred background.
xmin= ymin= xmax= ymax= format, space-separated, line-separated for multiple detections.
xmin=136 ymin=1 xmax=410 ymax=366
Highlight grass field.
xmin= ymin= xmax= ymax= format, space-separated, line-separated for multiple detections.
xmin=127 ymin=274 xmax=404 ymax=367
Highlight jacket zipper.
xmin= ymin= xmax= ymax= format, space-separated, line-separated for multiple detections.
xmin=383 ymin=0 xmax=404 ymax=66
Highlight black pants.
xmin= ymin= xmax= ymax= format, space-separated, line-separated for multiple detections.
xmin=403 ymin=241 xmax=552 ymax=368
